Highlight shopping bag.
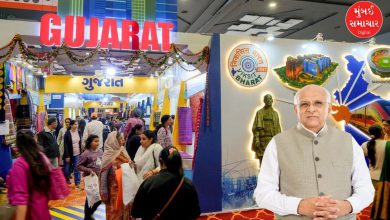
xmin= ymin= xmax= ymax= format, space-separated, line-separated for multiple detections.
xmin=84 ymin=174 xmax=101 ymax=208
xmin=48 ymin=167 xmax=71 ymax=200
xmin=121 ymin=163 xmax=141 ymax=205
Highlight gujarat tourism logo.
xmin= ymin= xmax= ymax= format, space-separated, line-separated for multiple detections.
xmin=228 ymin=44 xmax=268 ymax=87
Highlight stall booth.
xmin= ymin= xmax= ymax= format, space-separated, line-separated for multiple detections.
xmin=190 ymin=33 xmax=390 ymax=219
xmin=1 ymin=10 xmax=389 ymax=220
xmin=0 ymin=17 xmax=211 ymax=193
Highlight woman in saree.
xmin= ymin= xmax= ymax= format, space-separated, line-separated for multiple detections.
xmin=100 ymin=131 xmax=133 ymax=220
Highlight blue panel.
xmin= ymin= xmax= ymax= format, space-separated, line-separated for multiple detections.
xmin=192 ymin=33 xmax=222 ymax=213
xmin=0 ymin=140 xmax=12 ymax=180
xmin=344 ymin=124 xmax=370 ymax=145
xmin=334 ymin=56 xmax=380 ymax=110
xmin=156 ymin=4 xmax=177 ymax=11
xmin=49 ymin=93 xmax=64 ymax=109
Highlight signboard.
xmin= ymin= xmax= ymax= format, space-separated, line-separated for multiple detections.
xmin=227 ymin=44 xmax=268 ymax=87
xmin=40 ymin=13 xmax=174 ymax=51
xmin=45 ymin=76 xmax=157 ymax=94
xmin=345 ymin=1 xmax=383 ymax=38
xmin=83 ymin=101 xmax=125 ymax=109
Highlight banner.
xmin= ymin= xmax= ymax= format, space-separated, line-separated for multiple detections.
xmin=45 ymin=76 xmax=157 ymax=94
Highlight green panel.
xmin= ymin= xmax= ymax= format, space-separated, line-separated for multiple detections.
xmin=145 ymin=0 xmax=156 ymax=21
xmin=58 ymin=0 xmax=71 ymax=17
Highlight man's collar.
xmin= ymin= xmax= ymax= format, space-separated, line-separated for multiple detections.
xmin=297 ymin=123 xmax=327 ymax=138
xmin=44 ymin=127 xmax=53 ymax=133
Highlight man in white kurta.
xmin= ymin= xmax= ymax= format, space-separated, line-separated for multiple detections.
xmin=254 ymin=85 xmax=374 ymax=219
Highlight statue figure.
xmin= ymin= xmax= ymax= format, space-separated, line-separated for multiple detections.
xmin=251 ymin=94 xmax=281 ymax=166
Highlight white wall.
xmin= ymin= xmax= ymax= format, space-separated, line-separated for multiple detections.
xmin=219 ymin=33 xmax=390 ymax=210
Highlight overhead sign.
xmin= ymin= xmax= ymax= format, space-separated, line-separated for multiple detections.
xmin=83 ymin=101 xmax=126 ymax=109
xmin=345 ymin=1 xmax=383 ymax=38
xmin=228 ymin=44 xmax=268 ymax=87
xmin=40 ymin=13 xmax=174 ymax=52
xmin=45 ymin=76 xmax=157 ymax=94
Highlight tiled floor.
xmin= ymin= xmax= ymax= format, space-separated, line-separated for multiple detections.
xmin=50 ymin=205 xmax=106 ymax=220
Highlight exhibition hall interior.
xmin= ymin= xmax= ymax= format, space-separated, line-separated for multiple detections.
xmin=0 ymin=0 xmax=389 ymax=220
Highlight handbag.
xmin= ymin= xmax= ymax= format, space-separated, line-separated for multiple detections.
xmin=84 ymin=174 xmax=101 ymax=208
xmin=152 ymin=177 xmax=185 ymax=220
xmin=121 ymin=163 xmax=140 ymax=205
xmin=48 ymin=166 xmax=71 ymax=200
xmin=41 ymin=154 xmax=70 ymax=200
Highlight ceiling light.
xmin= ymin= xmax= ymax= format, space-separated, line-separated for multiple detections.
xmin=225 ymin=31 xmax=248 ymax=35
xmin=266 ymin=26 xmax=281 ymax=32
xmin=267 ymin=34 xmax=275 ymax=41
xmin=228 ymin=24 xmax=253 ymax=31
xmin=272 ymin=31 xmax=284 ymax=36
xmin=269 ymin=2 xmax=277 ymax=8
xmin=277 ymin=19 xmax=304 ymax=29
xmin=106 ymin=67 xmax=116 ymax=76
xmin=252 ymin=16 xmax=274 ymax=25
xmin=240 ymin=15 xmax=259 ymax=23
xmin=245 ymin=28 xmax=267 ymax=35
xmin=266 ymin=20 xmax=280 ymax=26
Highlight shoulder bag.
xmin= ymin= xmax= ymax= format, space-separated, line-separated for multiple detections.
xmin=152 ymin=177 xmax=185 ymax=220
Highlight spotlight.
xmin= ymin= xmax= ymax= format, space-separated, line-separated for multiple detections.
xmin=106 ymin=67 xmax=116 ymax=76
xmin=267 ymin=34 xmax=275 ymax=41
xmin=269 ymin=2 xmax=277 ymax=8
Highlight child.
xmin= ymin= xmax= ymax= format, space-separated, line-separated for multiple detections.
xmin=77 ymin=135 xmax=103 ymax=220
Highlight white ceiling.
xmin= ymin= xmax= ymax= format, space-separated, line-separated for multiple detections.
xmin=177 ymin=0 xmax=390 ymax=43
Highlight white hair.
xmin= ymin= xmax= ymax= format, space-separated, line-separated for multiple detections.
xmin=293 ymin=85 xmax=331 ymax=105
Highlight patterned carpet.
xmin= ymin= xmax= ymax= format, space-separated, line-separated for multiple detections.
xmin=0 ymin=184 xmax=373 ymax=220
xmin=198 ymin=207 xmax=372 ymax=220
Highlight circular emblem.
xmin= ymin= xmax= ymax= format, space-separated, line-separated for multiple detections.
xmin=228 ymin=44 xmax=268 ymax=87
xmin=345 ymin=1 xmax=383 ymax=38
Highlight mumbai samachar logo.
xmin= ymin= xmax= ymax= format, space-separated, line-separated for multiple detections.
xmin=228 ymin=44 xmax=268 ymax=87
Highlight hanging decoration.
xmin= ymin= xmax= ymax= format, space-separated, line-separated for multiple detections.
xmin=0 ymin=63 xmax=6 ymax=122
xmin=0 ymin=35 xmax=210 ymax=72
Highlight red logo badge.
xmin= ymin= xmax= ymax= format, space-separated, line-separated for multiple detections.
xmin=345 ymin=1 xmax=383 ymax=38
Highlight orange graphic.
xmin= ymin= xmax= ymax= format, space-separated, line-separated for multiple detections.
xmin=332 ymin=105 xmax=352 ymax=124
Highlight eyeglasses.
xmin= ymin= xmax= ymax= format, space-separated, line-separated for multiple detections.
xmin=298 ymin=101 xmax=326 ymax=110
